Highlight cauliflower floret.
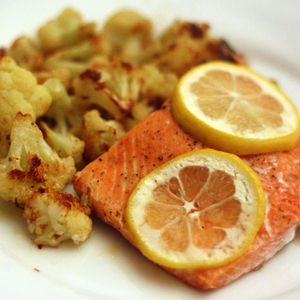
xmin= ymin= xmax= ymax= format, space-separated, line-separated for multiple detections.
xmin=23 ymin=191 xmax=92 ymax=247
xmin=0 ymin=113 xmax=75 ymax=204
xmin=43 ymin=35 xmax=111 ymax=79
xmin=103 ymin=9 xmax=154 ymax=65
xmin=7 ymin=36 xmax=44 ymax=72
xmin=40 ymin=78 xmax=85 ymax=164
xmin=81 ymin=109 xmax=126 ymax=162
xmin=38 ymin=8 xmax=112 ymax=79
xmin=123 ymin=100 xmax=155 ymax=131
xmin=0 ymin=56 xmax=52 ymax=157
xmin=152 ymin=20 xmax=243 ymax=76
xmin=39 ymin=122 xmax=84 ymax=165
xmin=37 ymin=8 xmax=86 ymax=52
xmin=141 ymin=63 xmax=178 ymax=106
xmin=73 ymin=61 xmax=144 ymax=120
xmin=35 ymin=67 xmax=73 ymax=90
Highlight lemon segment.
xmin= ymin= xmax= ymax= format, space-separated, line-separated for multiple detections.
xmin=172 ymin=61 xmax=300 ymax=155
xmin=126 ymin=149 xmax=265 ymax=269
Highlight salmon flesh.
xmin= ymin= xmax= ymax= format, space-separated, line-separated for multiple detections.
xmin=74 ymin=101 xmax=300 ymax=289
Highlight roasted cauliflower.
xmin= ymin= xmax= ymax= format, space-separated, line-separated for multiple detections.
xmin=0 ymin=7 xmax=245 ymax=248
xmin=153 ymin=20 xmax=243 ymax=76
xmin=38 ymin=8 xmax=111 ymax=80
xmin=43 ymin=34 xmax=111 ymax=79
xmin=38 ymin=8 xmax=88 ymax=53
xmin=141 ymin=64 xmax=178 ymax=106
xmin=73 ymin=61 xmax=144 ymax=120
xmin=81 ymin=109 xmax=126 ymax=162
xmin=103 ymin=9 xmax=154 ymax=65
xmin=24 ymin=191 xmax=92 ymax=246
xmin=0 ymin=113 xmax=75 ymax=204
xmin=40 ymin=78 xmax=85 ymax=164
xmin=7 ymin=36 xmax=44 ymax=72
xmin=0 ymin=56 xmax=52 ymax=158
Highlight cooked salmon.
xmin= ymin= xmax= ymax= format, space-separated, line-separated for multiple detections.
xmin=74 ymin=100 xmax=300 ymax=289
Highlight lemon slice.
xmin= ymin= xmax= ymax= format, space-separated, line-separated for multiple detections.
xmin=126 ymin=149 xmax=265 ymax=269
xmin=172 ymin=61 xmax=300 ymax=155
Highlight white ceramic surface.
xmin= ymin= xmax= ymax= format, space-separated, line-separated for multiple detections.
xmin=0 ymin=1 xmax=300 ymax=299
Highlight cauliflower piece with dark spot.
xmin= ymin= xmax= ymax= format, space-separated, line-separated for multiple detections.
xmin=24 ymin=191 xmax=92 ymax=247
xmin=0 ymin=113 xmax=75 ymax=204
xmin=0 ymin=56 xmax=52 ymax=157
xmin=40 ymin=78 xmax=85 ymax=164
xmin=123 ymin=100 xmax=155 ymax=131
xmin=73 ymin=61 xmax=144 ymax=120
xmin=152 ymin=20 xmax=244 ymax=76
xmin=81 ymin=109 xmax=126 ymax=162
xmin=141 ymin=63 xmax=178 ymax=106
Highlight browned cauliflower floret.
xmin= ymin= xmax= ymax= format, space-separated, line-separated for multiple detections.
xmin=7 ymin=36 xmax=44 ymax=72
xmin=123 ymin=100 xmax=155 ymax=131
xmin=0 ymin=113 xmax=75 ymax=204
xmin=73 ymin=61 xmax=144 ymax=120
xmin=38 ymin=8 xmax=112 ymax=79
xmin=23 ymin=191 xmax=92 ymax=247
xmin=37 ymin=8 xmax=88 ymax=52
xmin=141 ymin=64 xmax=178 ymax=106
xmin=153 ymin=20 xmax=244 ymax=76
xmin=81 ymin=109 xmax=126 ymax=162
xmin=0 ymin=56 xmax=52 ymax=158
xmin=40 ymin=78 xmax=85 ymax=164
xmin=43 ymin=35 xmax=111 ymax=79
xmin=103 ymin=9 xmax=154 ymax=65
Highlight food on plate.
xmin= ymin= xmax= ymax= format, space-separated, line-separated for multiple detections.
xmin=173 ymin=61 xmax=300 ymax=155
xmin=74 ymin=101 xmax=300 ymax=289
xmin=126 ymin=148 xmax=266 ymax=270
xmin=0 ymin=56 xmax=52 ymax=158
xmin=0 ymin=112 xmax=75 ymax=204
xmin=1 ymin=3 xmax=300 ymax=293
xmin=80 ymin=109 xmax=126 ymax=162
xmin=39 ymin=78 xmax=85 ymax=164
xmin=0 ymin=7 xmax=245 ymax=246
xmin=23 ymin=191 xmax=92 ymax=247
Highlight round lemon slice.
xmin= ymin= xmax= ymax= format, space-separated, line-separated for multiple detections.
xmin=126 ymin=149 xmax=265 ymax=269
xmin=172 ymin=61 xmax=300 ymax=155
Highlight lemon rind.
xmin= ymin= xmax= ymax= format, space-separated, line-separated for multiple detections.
xmin=126 ymin=149 xmax=265 ymax=270
xmin=172 ymin=61 xmax=300 ymax=155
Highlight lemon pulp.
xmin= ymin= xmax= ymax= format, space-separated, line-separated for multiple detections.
xmin=172 ymin=61 xmax=300 ymax=155
xmin=126 ymin=149 xmax=265 ymax=269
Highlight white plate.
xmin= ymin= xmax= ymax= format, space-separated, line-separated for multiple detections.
xmin=1 ymin=0 xmax=300 ymax=299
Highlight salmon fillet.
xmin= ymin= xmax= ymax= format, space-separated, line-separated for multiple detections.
xmin=74 ymin=101 xmax=300 ymax=289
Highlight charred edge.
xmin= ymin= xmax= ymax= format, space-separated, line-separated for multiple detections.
xmin=121 ymin=61 xmax=133 ymax=72
xmin=219 ymin=39 xmax=245 ymax=64
xmin=80 ymin=69 xmax=101 ymax=81
xmin=39 ymin=116 xmax=58 ymax=129
xmin=8 ymin=169 xmax=26 ymax=181
xmin=180 ymin=22 xmax=208 ymax=38
xmin=27 ymin=155 xmax=46 ymax=183
xmin=0 ymin=48 xmax=6 ymax=58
